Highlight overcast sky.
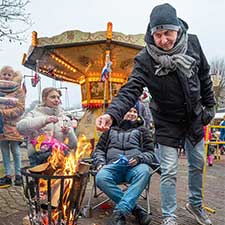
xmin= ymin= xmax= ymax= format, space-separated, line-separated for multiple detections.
xmin=0 ymin=0 xmax=225 ymax=108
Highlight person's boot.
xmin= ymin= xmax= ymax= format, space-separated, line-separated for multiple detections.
xmin=161 ymin=217 xmax=178 ymax=225
xmin=132 ymin=205 xmax=152 ymax=225
xmin=185 ymin=203 xmax=212 ymax=225
xmin=14 ymin=175 xmax=23 ymax=186
xmin=107 ymin=210 xmax=126 ymax=225
xmin=0 ymin=176 xmax=12 ymax=188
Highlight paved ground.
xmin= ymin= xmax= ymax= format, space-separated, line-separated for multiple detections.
xmin=0 ymin=149 xmax=224 ymax=225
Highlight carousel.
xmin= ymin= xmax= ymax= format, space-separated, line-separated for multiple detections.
xmin=22 ymin=22 xmax=145 ymax=144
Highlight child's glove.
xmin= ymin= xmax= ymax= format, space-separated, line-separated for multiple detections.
xmin=113 ymin=154 xmax=129 ymax=165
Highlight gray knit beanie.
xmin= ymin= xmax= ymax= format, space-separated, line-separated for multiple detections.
xmin=150 ymin=3 xmax=180 ymax=35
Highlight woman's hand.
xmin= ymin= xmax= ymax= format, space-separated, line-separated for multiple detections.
xmin=46 ymin=116 xmax=59 ymax=124
xmin=6 ymin=98 xmax=18 ymax=106
xmin=61 ymin=126 xmax=70 ymax=134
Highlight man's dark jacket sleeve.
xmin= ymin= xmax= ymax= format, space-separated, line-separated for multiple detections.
xmin=105 ymin=64 xmax=146 ymax=125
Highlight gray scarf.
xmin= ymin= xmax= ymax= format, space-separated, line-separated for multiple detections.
xmin=146 ymin=32 xmax=196 ymax=78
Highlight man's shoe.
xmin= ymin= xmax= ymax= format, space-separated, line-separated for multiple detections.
xmin=0 ymin=176 xmax=12 ymax=188
xmin=14 ymin=175 xmax=23 ymax=186
xmin=107 ymin=211 xmax=126 ymax=225
xmin=162 ymin=217 xmax=178 ymax=225
xmin=132 ymin=205 xmax=152 ymax=225
xmin=185 ymin=203 xmax=212 ymax=225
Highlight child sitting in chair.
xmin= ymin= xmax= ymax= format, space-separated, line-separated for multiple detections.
xmin=92 ymin=104 xmax=159 ymax=225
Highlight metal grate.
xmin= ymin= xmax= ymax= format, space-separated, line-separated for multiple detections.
xmin=21 ymin=167 xmax=89 ymax=225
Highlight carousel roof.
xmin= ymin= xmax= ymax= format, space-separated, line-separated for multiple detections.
xmin=22 ymin=24 xmax=145 ymax=84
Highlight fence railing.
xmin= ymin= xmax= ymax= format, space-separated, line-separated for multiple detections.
xmin=202 ymin=125 xmax=225 ymax=214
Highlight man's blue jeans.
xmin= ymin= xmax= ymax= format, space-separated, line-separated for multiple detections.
xmin=96 ymin=163 xmax=151 ymax=215
xmin=0 ymin=140 xmax=21 ymax=176
xmin=158 ymin=138 xmax=205 ymax=219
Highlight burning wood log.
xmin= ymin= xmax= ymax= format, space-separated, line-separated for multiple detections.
xmin=50 ymin=179 xmax=62 ymax=208
xmin=28 ymin=162 xmax=53 ymax=174
xmin=78 ymin=161 xmax=91 ymax=174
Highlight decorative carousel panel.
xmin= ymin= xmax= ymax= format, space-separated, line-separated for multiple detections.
xmin=90 ymin=81 xmax=104 ymax=100
xmin=111 ymin=82 xmax=123 ymax=97
xmin=81 ymin=83 xmax=87 ymax=101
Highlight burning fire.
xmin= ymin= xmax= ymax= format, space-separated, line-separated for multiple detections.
xmin=31 ymin=134 xmax=93 ymax=225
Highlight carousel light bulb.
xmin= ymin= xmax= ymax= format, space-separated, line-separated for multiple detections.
xmin=32 ymin=31 xmax=37 ymax=47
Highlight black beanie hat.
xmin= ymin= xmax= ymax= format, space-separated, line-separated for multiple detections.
xmin=150 ymin=3 xmax=180 ymax=35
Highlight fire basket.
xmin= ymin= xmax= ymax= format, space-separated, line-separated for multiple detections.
xmin=21 ymin=163 xmax=89 ymax=225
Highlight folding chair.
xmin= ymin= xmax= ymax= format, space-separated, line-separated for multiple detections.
xmin=82 ymin=165 xmax=160 ymax=218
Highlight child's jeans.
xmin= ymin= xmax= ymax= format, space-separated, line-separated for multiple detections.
xmin=0 ymin=140 xmax=21 ymax=176
xmin=96 ymin=163 xmax=151 ymax=215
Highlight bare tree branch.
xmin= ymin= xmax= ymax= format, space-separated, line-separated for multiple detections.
xmin=0 ymin=0 xmax=32 ymax=43
xmin=210 ymin=58 xmax=225 ymax=109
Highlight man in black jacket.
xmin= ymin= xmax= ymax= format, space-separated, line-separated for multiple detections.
xmin=93 ymin=106 xmax=157 ymax=225
xmin=96 ymin=3 xmax=215 ymax=225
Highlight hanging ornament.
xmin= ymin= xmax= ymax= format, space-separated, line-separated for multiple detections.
xmin=31 ymin=72 xmax=40 ymax=87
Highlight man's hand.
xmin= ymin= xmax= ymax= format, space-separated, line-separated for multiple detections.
xmin=96 ymin=114 xmax=113 ymax=131
xmin=202 ymin=107 xmax=216 ymax=126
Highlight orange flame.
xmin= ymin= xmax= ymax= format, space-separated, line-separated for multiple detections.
xmin=39 ymin=134 xmax=92 ymax=224
xmin=75 ymin=134 xmax=93 ymax=162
